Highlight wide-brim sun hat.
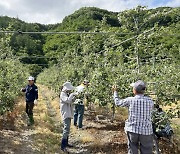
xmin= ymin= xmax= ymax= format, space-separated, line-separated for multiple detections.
xmin=62 ymin=81 xmax=75 ymax=91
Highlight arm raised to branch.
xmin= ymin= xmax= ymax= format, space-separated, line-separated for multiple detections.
xmin=112 ymin=85 xmax=130 ymax=107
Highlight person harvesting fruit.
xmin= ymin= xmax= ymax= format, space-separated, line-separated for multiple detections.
xmin=60 ymin=81 xmax=77 ymax=152
xmin=74 ymin=80 xmax=90 ymax=129
xmin=112 ymin=80 xmax=154 ymax=154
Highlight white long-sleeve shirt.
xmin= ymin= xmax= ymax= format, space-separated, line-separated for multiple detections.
xmin=60 ymin=91 xmax=76 ymax=120
xmin=114 ymin=91 xmax=154 ymax=135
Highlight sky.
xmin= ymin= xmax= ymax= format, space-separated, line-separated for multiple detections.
xmin=0 ymin=0 xmax=179 ymax=24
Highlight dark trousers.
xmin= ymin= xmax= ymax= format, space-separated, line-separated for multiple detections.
xmin=26 ymin=102 xmax=34 ymax=117
xmin=74 ymin=104 xmax=84 ymax=128
xmin=62 ymin=118 xmax=71 ymax=139
xmin=127 ymin=132 xmax=153 ymax=154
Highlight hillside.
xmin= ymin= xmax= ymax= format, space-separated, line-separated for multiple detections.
xmin=44 ymin=6 xmax=180 ymax=63
xmin=0 ymin=7 xmax=179 ymax=66
xmin=0 ymin=16 xmax=48 ymax=76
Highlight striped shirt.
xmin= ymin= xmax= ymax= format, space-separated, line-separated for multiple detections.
xmin=114 ymin=92 xmax=154 ymax=135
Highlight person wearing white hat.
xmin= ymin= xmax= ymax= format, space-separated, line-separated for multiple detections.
xmin=21 ymin=76 xmax=38 ymax=126
xmin=60 ymin=81 xmax=77 ymax=152
xmin=112 ymin=80 xmax=154 ymax=154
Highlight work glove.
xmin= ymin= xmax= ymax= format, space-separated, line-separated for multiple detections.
xmin=34 ymin=99 xmax=38 ymax=105
xmin=21 ymin=88 xmax=26 ymax=92
xmin=112 ymin=85 xmax=118 ymax=92
xmin=74 ymin=92 xmax=79 ymax=96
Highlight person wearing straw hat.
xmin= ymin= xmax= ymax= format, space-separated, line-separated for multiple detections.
xmin=60 ymin=81 xmax=77 ymax=152
xmin=21 ymin=76 xmax=38 ymax=126
xmin=74 ymin=80 xmax=90 ymax=129
xmin=112 ymin=80 xmax=154 ymax=154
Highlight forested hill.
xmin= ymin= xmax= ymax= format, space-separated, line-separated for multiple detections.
xmin=0 ymin=6 xmax=179 ymax=69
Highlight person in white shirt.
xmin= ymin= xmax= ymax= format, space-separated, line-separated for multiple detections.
xmin=60 ymin=82 xmax=77 ymax=152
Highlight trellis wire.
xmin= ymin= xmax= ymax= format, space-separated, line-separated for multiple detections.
xmin=0 ymin=30 xmax=179 ymax=36
xmin=0 ymin=30 xmax=134 ymax=35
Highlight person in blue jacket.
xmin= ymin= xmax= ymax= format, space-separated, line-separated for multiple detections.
xmin=21 ymin=76 xmax=38 ymax=126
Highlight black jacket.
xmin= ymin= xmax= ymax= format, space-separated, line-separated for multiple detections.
xmin=22 ymin=84 xmax=38 ymax=103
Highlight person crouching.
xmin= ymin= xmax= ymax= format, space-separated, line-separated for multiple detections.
xmin=60 ymin=81 xmax=77 ymax=152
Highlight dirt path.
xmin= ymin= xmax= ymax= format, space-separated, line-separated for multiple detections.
xmin=0 ymin=98 xmax=40 ymax=154
xmin=65 ymin=111 xmax=127 ymax=154
xmin=0 ymin=85 xmax=179 ymax=154
xmin=0 ymin=85 xmax=61 ymax=154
